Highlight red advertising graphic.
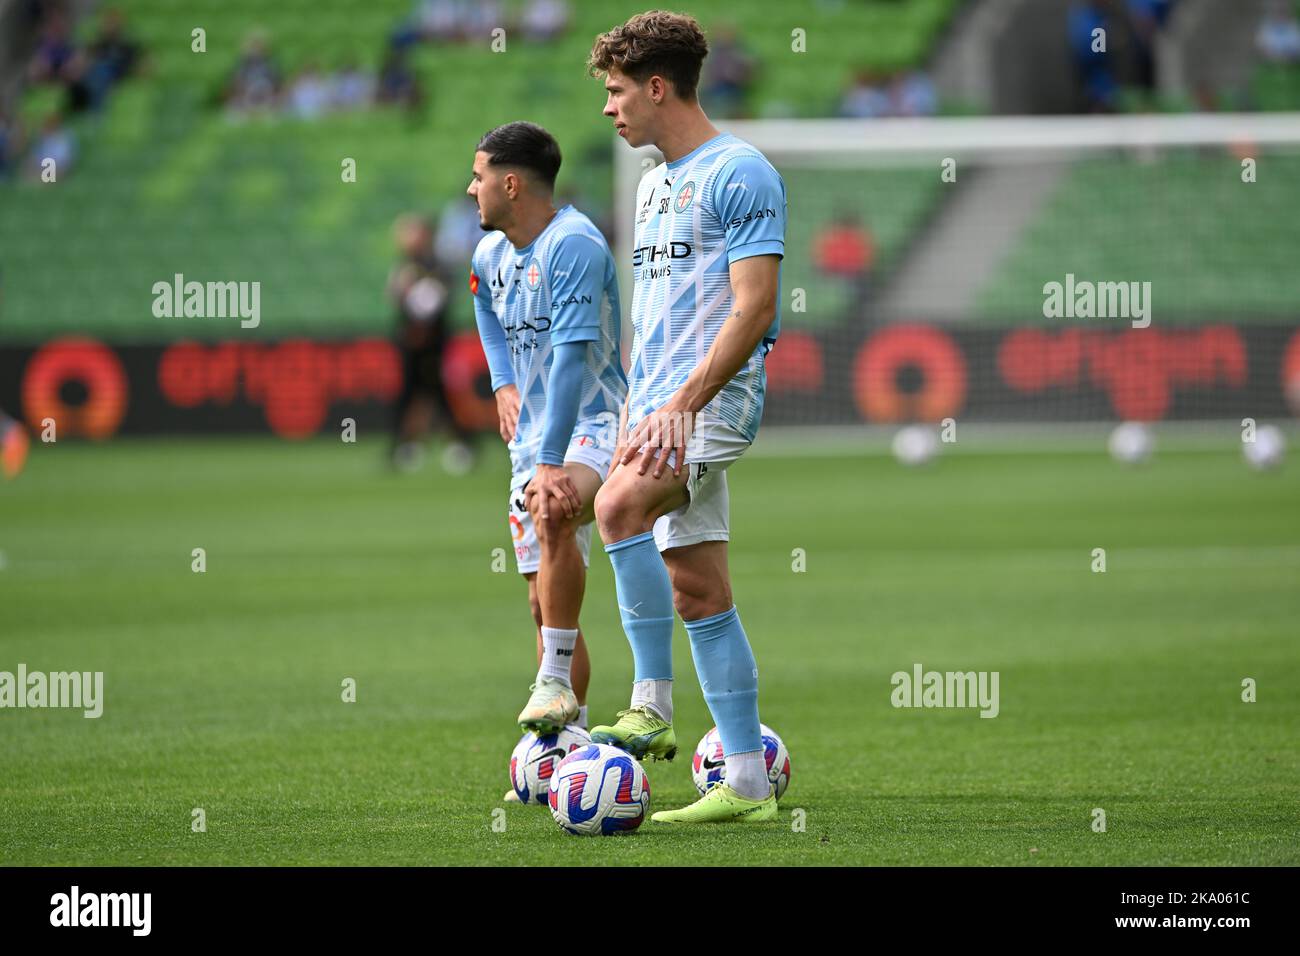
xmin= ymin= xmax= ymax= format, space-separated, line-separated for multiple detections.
xmin=766 ymin=330 xmax=824 ymax=393
xmin=998 ymin=326 xmax=1247 ymax=421
xmin=438 ymin=332 xmax=500 ymax=431
xmin=853 ymin=325 xmax=967 ymax=422
xmin=21 ymin=337 xmax=128 ymax=439
xmin=1283 ymin=328 xmax=1300 ymax=416
xmin=3 ymin=324 xmax=1291 ymax=437
xmin=158 ymin=339 xmax=403 ymax=439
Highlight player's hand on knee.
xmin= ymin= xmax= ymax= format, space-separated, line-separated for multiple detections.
xmin=528 ymin=463 xmax=581 ymax=520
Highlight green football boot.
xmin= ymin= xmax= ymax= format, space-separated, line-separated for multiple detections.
xmin=589 ymin=706 xmax=678 ymax=761
xmin=650 ymin=781 xmax=777 ymax=824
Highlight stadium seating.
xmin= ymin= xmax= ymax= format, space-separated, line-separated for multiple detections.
xmin=1 ymin=0 xmax=960 ymax=340
xmin=976 ymin=152 xmax=1300 ymax=320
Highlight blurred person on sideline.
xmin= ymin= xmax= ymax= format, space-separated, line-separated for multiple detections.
xmin=388 ymin=214 xmax=476 ymax=474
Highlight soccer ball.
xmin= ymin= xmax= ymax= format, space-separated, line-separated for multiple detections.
xmin=508 ymin=725 xmax=590 ymax=806
xmin=691 ymin=724 xmax=791 ymax=800
xmin=548 ymin=743 xmax=650 ymax=836
xmin=1243 ymin=424 xmax=1286 ymax=471
xmin=892 ymin=425 xmax=939 ymax=466
xmin=1108 ymin=422 xmax=1153 ymax=464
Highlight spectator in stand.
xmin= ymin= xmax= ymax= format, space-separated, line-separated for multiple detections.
xmin=377 ymin=44 xmax=422 ymax=110
xmin=460 ymin=0 xmax=503 ymax=43
xmin=522 ymin=0 xmax=571 ymax=42
xmin=331 ymin=59 xmax=375 ymax=110
xmin=1258 ymin=0 xmax=1300 ymax=64
xmin=813 ymin=211 xmax=875 ymax=308
xmin=26 ymin=112 xmax=75 ymax=180
xmin=1125 ymin=0 xmax=1176 ymax=94
xmin=226 ymin=32 xmax=282 ymax=113
xmin=416 ymin=0 xmax=468 ymax=42
xmin=700 ymin=23 xmax=757 ymax=118
xmin=434 ymin=194 xmax=485 ymax=269
xmin=891 ymin=70 xmax=937 ymax=116
xmin=83 ymin=8 xmax=140 ymax=106
xmin=28 ymin=11 xmax=76 ymax=84
xmin=286 ymin=62 xmax=332 ymax=119
xmin=1068 ymin=0 xmax=1120 ymax=112
xmin=839 ymin=69 xmax=892 ymax=118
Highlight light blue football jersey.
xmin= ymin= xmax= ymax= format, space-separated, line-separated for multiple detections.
xmin=470 ymin=205 xmax=627 ymax=475
xmin=628 ymin=132 xmax=786 ymax=442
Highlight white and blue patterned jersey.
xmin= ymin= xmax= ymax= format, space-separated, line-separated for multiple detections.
xmin=628 ymin=132 xmax=786 ymax=442
xmin=471 ymin=205 xmax=627 ymax=473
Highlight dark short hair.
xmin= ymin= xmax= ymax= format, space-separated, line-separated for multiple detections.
xmin=588 ymin=11 xmax=709 ymax=101
xmin=475 ymin=121 xmax=562 ymax=191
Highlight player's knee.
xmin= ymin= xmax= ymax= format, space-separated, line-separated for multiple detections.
xmin=594 ymin=481 xmax=646 ymax=542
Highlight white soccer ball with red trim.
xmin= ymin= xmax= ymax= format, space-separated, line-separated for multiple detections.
xmin=508 ymin=725 xmax=590 ymax=806
xmin=548 ymin=743 xmax=650 ymax=836
xmin=691 ymin=724 xmax=791 ymax=799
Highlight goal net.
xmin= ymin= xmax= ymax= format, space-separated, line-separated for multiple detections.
xmin=612 ymin=115 xmax=1300 ymax=436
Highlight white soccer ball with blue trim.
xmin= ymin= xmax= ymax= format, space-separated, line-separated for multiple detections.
xmin=508 ymin=725 xmax=590 ymax=806
xmin=692 ymin=724 xmax=791 ymax=800
xmin=548 ymin=743 xmax=650 ymax=836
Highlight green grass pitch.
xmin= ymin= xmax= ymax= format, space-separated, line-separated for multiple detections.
xmin=1 ymin=436 xmax=1296 ymax=865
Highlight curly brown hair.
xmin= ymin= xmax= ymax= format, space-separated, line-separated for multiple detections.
xmin=587 ymin=11 xmax=710 ymax=101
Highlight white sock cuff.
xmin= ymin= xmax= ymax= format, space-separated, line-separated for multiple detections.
xmin=541 ymin=626 xmax=579 ymax=646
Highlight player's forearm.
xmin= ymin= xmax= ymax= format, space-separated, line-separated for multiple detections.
xmin=473 ymin=298 xmax=515 ymax=392
xmin=676 ymin=299 xmax=775 ymax=413
xmin=537 ymin=341 xmax=587 ymax=466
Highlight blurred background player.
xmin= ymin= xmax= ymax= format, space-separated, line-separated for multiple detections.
xmin=387 ymin=213 xmax=476 ymax=474
xmin=587 ymin=11 xmax=786 ymax=824
xmin=466 ymin=122 xmax=627 ymax=759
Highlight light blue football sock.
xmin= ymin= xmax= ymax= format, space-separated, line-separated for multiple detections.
xmin=684 ymin=606 xmax=762 ymax=760
xmin=605 ymin=531 xmax=674 ymax=683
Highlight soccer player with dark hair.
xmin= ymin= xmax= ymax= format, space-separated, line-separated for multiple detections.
xmin=586 ymin=11 xmax=788 ymax=823
xmin=467 ymin=121 xmax=628 ymax=753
